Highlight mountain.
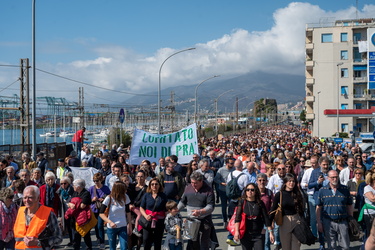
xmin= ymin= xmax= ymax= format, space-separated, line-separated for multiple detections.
xmin=124 ymin=71 xmax=305 ymax=112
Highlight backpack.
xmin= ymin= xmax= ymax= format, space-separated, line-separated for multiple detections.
xmin=226 ymin=172 xmax=245 ymax=199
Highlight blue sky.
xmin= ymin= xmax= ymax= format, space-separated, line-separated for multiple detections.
xmin=1 ymin=1 xmax=375 ymax=103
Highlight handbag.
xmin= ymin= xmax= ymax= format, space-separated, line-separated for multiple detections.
xmin=226 ymin=200 xmax=246 ymax=239
xmin=139 ymin=197 xmax=159 ymax=229
xmin=270 ymin=191 xmax=283 ymax=226
xmin=292 ymin=216 xmax=315 ymax=245
xmin=104 ymin=196 xmax=112 ymax=218
xmin=75 ymin=209 xmax=98 ymax=237
xmin=183 ymin=217 xmax=201 ymax=241
xmin=93 ymin=187 xmax=103 ymax=210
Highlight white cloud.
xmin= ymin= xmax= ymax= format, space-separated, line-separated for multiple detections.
xmin=9 ymin=2 xmax=375 ymax=103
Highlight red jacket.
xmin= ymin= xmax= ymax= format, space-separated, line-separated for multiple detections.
xmin=39 ymin=183 xmax=60 ymax=216
xmin=65 ymin=197 xmax=91 ymax=226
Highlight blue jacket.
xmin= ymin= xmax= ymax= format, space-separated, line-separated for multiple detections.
xmin=308 ymin=167 xmax=330 ymax=202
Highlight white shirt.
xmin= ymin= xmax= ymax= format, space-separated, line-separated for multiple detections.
xmin=226 ymin=170 xmax=249 ymax=191
xmin=301 ymin=167 xmax=315 ymax=195
xmin=339 ymin=167 xmax=352 ymax=186
xmin=103 ymin=195 xmax=130 ymax=228
xmin=266 ymin=174 xmax=283 ymax=194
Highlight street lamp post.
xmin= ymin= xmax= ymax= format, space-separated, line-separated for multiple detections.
xmin=317 ymin=91 xmax=321 ymax=138
xmin=158 ymin=47 xmax=195 ymax=134
xmin=215 ymin=90 xmax=233 ymax=136
xmin=194 ymin=75 xmax=220 ymax=124
xmin=31 ymin=0 xmax=37 ymax=158
xmin=337 ymin=62 xmax=344 ymax=137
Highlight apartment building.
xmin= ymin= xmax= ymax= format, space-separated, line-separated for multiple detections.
xmin=305 ymin=18 xmax=375 ymax=137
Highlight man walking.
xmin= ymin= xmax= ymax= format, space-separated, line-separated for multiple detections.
xmin=316 ymin=170 xmax=353 ymax=250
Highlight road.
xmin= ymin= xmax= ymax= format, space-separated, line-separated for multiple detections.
xmin=60 ymin=201 xmax=363 ymax=250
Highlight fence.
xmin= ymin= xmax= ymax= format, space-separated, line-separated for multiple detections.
xmin=0 ymin=142 xmax=69 ymax=169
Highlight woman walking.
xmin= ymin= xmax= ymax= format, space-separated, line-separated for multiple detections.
xmin=269 ymin=173 xmax=304 ymax=250
xmin=140 ymin=178 xmax=167 ymax=250
xmin=100 ymin=181 xmax=132 ymax=250
xmin=234 ymin=183 xmax=274 ymax=249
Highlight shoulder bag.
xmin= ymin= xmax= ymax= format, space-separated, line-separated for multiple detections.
xmin=226 ymin=200 xmax=246 ymax=239
xmin=139 ymin=197 xmax=159 ymax=229
xmin=93 ymin=187 xmax=103 ymax=210
xmin=104 ymin=196 xmax=112 ymax=218
xmin=270 ymin=190 xmax=283 ymax=226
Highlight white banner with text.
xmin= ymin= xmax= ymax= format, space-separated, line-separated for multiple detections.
xmin=129 ymin=123 xmax=198 ymax=165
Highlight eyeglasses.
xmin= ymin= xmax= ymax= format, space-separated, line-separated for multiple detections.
xmin=278 ymin=168 xmax=286 ymax=171
xmin=60 ymin=182 xmax=68 ymax=185
xmin=245 ymin=188 xmax=255 ymax=192
xmin=151 ymin=183 xmax=159 ymax=186
xmin=257 ymin=179 xmax=266 ymax=182
xmin=93 ymin=180 xmax=100 ymax=183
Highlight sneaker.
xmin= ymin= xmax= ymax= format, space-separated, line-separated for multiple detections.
xmin=274 ymin=244 xmax=282 ymax=250
xmin=226 ymin=239 xmax=240 ymax=246
xmin=99 ymin=244 xmax=105 ymax=249
xmin=132 ymin=228 xmax=142 ymax=237
xmin=116 ymin=243 xmax=120 ymax=249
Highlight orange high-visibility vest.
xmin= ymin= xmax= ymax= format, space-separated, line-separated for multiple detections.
xmin=14 ymin=205 xmax=52 ymax=250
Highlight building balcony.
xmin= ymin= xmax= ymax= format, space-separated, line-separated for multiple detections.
xmin=353 ymin=94 xmax=375 ymax=100
xmin=306 ymin=78 xmax=315 ymax=86
xmin=305 ymin=60 xmax=314 ymax=69
xmin=306 ymin=43 xmax=314 ymax=50
xmin=306 ymin=113 xmax=315 ymax=120
xmin=353 ymin=76 xmax=367 ymax=83
xmin=306 ymin=95 xmax=315 ymax=103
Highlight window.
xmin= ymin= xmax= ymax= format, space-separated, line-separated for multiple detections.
xmin=354 ymin=103 xmax=362 ymax=109
xmin=341 ymin=104 xmax=348 ymax=109
xmin=341 ymin=124 xmax=349 ymax=133
xmin=354 ymin=71 xmax=362 ymax=78
xmin=341 ymin=86 xmax=348 ymax=96
xmin=341 ymin=33 xmax=348 ymax=42
xmin=341 ymin=50 xmax=348 ymax=60
xmin=353 ymin=47 xmax=361 ymax=62
xmin=353 ymin=33 xmax=361 ymax=44
xmin=322 ymin=33 xmax=333 ymax=43
xmin=341 ymin=68 xmax=349 ymax=78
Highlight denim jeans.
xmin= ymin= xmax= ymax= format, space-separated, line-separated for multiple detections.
xmin=264 ymin=226 xmax=271 ymax=250
xmin=74 ymin=141 xmax=82 ymax=162
xmin=107 ymin=226 xmax=128 ymax=250
xmin=217 ymin=189 xmax=229 ymax=222
xmin=94 ymin=212 xmax=105 ymax=244
xmin=168 ymin=243 xmax=182 ymax=250
xmin=308 ymin=195 xmax=318 ymax=237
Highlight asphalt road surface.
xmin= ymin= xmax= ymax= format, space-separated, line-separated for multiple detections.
xmin=59 ymin=201 xmax=363 ymax=250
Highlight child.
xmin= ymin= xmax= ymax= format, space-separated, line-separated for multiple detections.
xmin=164 ymin=201 xmax=183 ymax=250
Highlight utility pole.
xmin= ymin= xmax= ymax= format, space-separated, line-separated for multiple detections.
xmin=20 ymin=58 xmax=30 ymax=146
xmin=235 ymin=97 xmax=239 ymax=133
xmin=79 ymin=87 xmax=84 ymax=128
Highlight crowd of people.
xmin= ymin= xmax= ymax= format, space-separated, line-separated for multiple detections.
xmin=2 ymin=125 xmax=375 ymax=249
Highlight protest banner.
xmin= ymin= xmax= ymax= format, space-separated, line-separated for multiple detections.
xmin=70 ymin=167 xmax=98 ymax=189
xmin=130 ymin=123 xmax=198 ymax=165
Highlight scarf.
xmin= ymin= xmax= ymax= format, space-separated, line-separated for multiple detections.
xmin=60 ymin=187 xmax=71 ymax=201
xmin=46 ymin=184 xmax=55 ymax=207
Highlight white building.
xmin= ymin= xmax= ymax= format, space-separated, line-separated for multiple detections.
xmin=305 ymin=18 xmax=375 ymax=137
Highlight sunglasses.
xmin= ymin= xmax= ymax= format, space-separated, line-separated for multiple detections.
xmin=93 ymin=180 xmax=100 ymax=183
xmin=245 ymin=188 xmax=255 ymax=192
xmin=60 ymin=182 xmax=68 ymax=185
xmin=257 ymin=179 xmax=266 ymax=182
xmin=278 ymin=168 xmax=286 ymax=171
xmin=151 ymin=183 xmax=159 ymax=186
xmin=7 ymin=195 xmax=14 ymax=199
